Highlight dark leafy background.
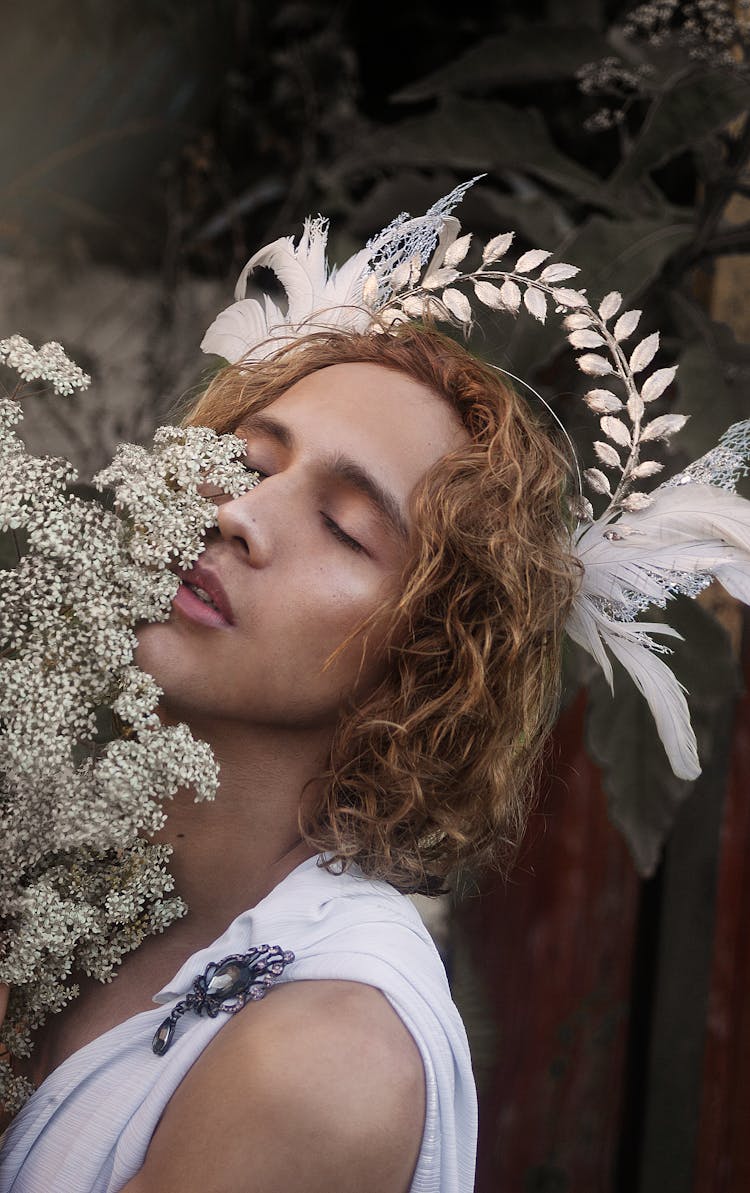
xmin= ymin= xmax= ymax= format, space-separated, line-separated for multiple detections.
xmin=2 ymin=0 xmax=749 ymax=876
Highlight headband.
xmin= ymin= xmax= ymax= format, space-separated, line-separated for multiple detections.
xmin=201 ymin=178 xmax=750 ymax=781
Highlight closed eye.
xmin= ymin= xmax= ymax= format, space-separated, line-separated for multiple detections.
xmin=244 ymin=460 xmax=365 ymax=554
xmin=322 ymin=514 xmax=365 ymax=554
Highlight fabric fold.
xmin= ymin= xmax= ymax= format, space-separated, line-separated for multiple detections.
xmin=0 ymin=854 xmax=477 ymax=1193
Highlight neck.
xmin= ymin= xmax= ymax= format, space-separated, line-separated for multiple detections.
xmin=151 ymin=715 xmax=332 ymax=942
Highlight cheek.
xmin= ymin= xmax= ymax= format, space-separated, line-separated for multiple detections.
xmin=311 ymin=559 xmax=394 ymax=630
xmin=281 ymin=561 xmax=396 ymax=676
xmin=130 ymin=559 xmax=400 ymax=722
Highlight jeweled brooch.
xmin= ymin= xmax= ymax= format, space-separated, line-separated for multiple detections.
xmin=152 ymin=943 xmax=295 ymax=1056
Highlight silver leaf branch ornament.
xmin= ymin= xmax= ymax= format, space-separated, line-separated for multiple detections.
xmin=201 ymin=179 xmax=750 ymax=783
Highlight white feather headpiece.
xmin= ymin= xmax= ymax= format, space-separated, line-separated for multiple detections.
xmin=201 ymin=179 xmax=750 ymax=782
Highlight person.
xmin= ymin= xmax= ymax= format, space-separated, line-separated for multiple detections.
xmin=0 ymin=323 xmax=581 ymax=1192
xmin=7 ymin=173 xmax=750 ymax=1192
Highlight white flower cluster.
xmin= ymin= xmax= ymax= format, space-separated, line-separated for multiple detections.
xmin=576 ymin=55 xmax=656 ymax=101
xmin=93 ymin=425 xmax=257 ymax=569
xmin=576 ymin=56 xmax=656 ymax=131
xmin=623 ymin=0 xmax=746 ymax=61
xmin=0 ymin=349 xmax=259 ymax=1113
xmin=0 ymin=335 xmax=91 ymax=397
xmin=575 ymin=1 xmax=747 ymax=130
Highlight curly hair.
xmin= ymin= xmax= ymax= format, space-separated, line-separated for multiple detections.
xmin=180 ymin=325 xmax=582 ymax=894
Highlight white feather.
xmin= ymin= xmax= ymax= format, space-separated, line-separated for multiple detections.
xmin=566 ymin=593 xmax=682 ymax=691
xmin=246 ymin=225 xmax=329 ymax=325
xmin=569 ymin=480 xmax=750 ymax=779
xmin=325 ymin=247 xmax=376 ymax=322
xmin=575 ymin=484 xmax=750 ymax=607
xmin=204 ymin=219 xmax=374 ymax=362
xmin=406 ymin=215 xmax=461 ymax=287
xmin=604 ymin=632 xmax=700 ymax=780
xmin=295 ymin=216 xmax=329 ymax=286
xmin=567 ymin=590 xmax=697 ymax=777
xmin=713 ymin=561 xmax=750 ymax=604
xmin=200 ymin=299 xmax=276 ymax=365
xmin=233 ymin=235 xmax=290 ymax=301
xmin=565 ymin=597 xmax=616 ymax=686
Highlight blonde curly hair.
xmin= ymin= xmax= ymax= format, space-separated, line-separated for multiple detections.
xmin=181 ymin=325 xmax=582 ymax=894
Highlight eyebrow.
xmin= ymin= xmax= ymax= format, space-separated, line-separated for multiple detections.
xmin=239 ymin=411 xmax=411 ymax=544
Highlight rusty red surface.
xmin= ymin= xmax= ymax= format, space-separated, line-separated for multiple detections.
xmin=694 ymin=624 xmax=750 ymax=1193
xmin=459 ymin=688 xmax=641 ymax=1192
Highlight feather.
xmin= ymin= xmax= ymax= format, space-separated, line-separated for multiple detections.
xmin=200 ymin=299 xmax=274 ymax=364
xmin=712 ymin=561 xmax=750 ymax=604
xmin=206 ymin=222 xmax=373 ymax=363
xmin=575 ymin=484 xmax=750 ymax=610
xmin=626 ymin=483 xmax=750 ymax=553
xmin=261 ymin=292 xmax=286 ymax=329
xmin=325 ymin=247 xmax=375 ymax=324
xmin=604 ymin=631 xmax=700 ymax=780
xmin=245 ymin=229 xmax=329 ymax=326
xmin=418 ymin=217 xmax=461 ymax=289
xmin=565 ymin=597 xmax=616 ymax=687
xmin=568 ymin=589 xmax=696 ymax=777
xmin=233 ymin=236 xmax=294 ymax=302
xmin=570 ymin=479 xmax=750 ymax=779
xmin=566 ymin=593 xmax=682 ymax=691
xmin=296 ymin=216 xmax=329 ymax=286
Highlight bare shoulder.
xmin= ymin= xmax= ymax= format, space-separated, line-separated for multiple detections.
xmin=122 ymin=980 xmax=426 ymax=1193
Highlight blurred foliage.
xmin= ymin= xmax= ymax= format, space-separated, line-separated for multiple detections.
xmin=3 ymin=0 xmax=750 ymax=874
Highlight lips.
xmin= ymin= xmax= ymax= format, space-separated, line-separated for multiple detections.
xmin=171 ymin=561 xmax=235 ymax=625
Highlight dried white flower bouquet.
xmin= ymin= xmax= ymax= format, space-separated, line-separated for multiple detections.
xmin=0 ymin=337 xmax=257 ymax=1113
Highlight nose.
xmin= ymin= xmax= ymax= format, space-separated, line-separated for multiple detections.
xmin=208 ymin=484 xmax=274 ymax=568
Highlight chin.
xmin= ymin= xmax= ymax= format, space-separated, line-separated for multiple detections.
xmin=133 ymin=621 xmax=189 ymax=697
xmin=132 ymin=627 xmax=222 ymax=730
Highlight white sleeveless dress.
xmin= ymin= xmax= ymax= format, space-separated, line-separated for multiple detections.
xmin=0 ymin=854 xmax=478 ymax=1192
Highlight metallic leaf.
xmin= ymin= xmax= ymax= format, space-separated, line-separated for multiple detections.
xmin=584 ymin=389 xmax=623 ymax=413
xmin=601 ymin=416 xmax=632 ymax=447
xmin=552 ymin=286 xmax=588 ymax=308
xmin=641 ymin=365 xmax=678 ymax=403
xmin=444 ymin=233 xmax=473 ymax=268
xmin=629 ymin=331 xmax=660 ymax=374
xmin=569 ymin=329 xmax=606 ymax=349
xmin=585 ymin=467 xmax=612 ymax=496
xmin=540 ymin=262 xmax=580 ymax=282
xmin=578 ymin=353 xmax=614 ymax=376
xmin=594 ymin=440 xmax=621 ymax=468
xmin=499 ymin=279 xmax=521 ymax=313
xmin=631 ymin=460 xmax=664 ymax=479
xmin=599 ymin=291 xmax=623 ymax=321
xmin=441 ymin=287 xmax=472 ymax=323
xmin=523 ymin=285 xmax=548 ymax=323
xmin=640 ymin=413 xmax=689 ymax=442
xmin=514 ymin=248 xmax=553 ymax=274
xmin=473 ymin=280 xmax=504 ymax=310
xmin=613 ymin=309 xmax=642 ymax=341
xmin=481 ymin=231 xmax=514 ymax=263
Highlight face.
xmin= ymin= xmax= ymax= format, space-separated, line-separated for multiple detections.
xmin=134 ymin=361 xmax=469 ymax=733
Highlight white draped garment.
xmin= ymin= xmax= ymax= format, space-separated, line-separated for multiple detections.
xmin=0 ymin=854 xmax=478 ymax=1192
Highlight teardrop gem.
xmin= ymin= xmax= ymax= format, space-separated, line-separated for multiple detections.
xmin=152 ymin=1015 xmax=176 ymax=1056
xmin=206 ymin=961 xmax=252 ymax=1001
